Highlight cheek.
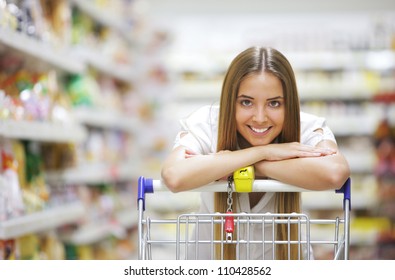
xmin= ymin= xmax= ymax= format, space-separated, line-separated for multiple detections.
xmin=235 ymin=108 xmax=250 ymax=127
xmin=268 ymin=109 xmax=285 ymax=124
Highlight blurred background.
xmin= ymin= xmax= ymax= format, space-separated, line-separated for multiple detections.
xmin=0 ymin=0 xmax=394 ymax=260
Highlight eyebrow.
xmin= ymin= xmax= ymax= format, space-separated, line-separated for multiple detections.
xmin=237 ymin=94 xmax=284 ymax=101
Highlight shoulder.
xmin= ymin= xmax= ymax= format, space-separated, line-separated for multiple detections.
xmin=176 ymin=104 xmax=219 ymax=154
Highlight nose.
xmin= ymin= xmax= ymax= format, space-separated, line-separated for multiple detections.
xmin=252 ymin=106 xmax=267 ymax=123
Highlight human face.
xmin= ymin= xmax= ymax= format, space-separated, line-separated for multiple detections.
xmin=235 ymin=72 xmax=285 ymax=147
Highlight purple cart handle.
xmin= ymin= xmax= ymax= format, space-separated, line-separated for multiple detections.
xmin=138 ymin=176 xmax=154 ymax=211
xmin=336 ymin=177 xmax=351 ymax=210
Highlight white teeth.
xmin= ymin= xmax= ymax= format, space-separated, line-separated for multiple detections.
xmin=251 ymin=127 xmax=269 ymax=133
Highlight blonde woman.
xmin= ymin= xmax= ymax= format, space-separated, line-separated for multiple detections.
xmin=161 ymin=47 xmax=350 ymax=259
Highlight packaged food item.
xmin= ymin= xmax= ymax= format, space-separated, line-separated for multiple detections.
xmin=0 ymin=239 xmax=17 ymax=260
xmin=22 ymin=141 xmax=49 ymax=212
xmin=17 ymin=234 xmax=40 ymax=259
xmin=41 ymin=231 xmax=65 ymax=260
xmin=39 ymin=0 xmax=71 ymax=46
xmin=1 ymin=139 xmax=25 ymax=219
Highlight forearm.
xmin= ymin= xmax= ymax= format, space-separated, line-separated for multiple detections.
xmin=162 ymin=141 xmax=340 ymax=192
xmin=255 ymin=154 xmax=350 ymax=190
xmin=161 ymin=146 xmax=266 ymax=192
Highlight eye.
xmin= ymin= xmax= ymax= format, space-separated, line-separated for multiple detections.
xmin=268 ymin=100 xmax=281 ymax=108
xmin=240 ymin=99 xmax=253 ymax=107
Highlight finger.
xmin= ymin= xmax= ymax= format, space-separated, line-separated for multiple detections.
xmin=315 ymin=148 xmax=336 ymax=155
xmin=297 ymin=151 xmax=322 ymax=157
xmin=185 ymin=149 xmax=197 ymax=155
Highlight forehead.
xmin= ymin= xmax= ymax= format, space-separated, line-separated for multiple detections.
xmin=238 ymin=72 xmax=283 ymax=97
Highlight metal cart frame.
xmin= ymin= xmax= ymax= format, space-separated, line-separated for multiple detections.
xmin=137 ymin=177 xmax=351 ymax=260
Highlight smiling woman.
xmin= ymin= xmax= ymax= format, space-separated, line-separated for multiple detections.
xmin=160 ymin=46 xmax=350 ymax=260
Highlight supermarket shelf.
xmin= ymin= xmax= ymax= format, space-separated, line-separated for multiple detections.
xmin=63 ymin=221 xmax=126 ymax=245
xmin=326 ymin=115 xmax=381 ymax=136
xmin=44 ymin=161 xmax=141 ymax=185
xmin=0 ymin=119 xmax=88 ymax=143
xmin=311 ymin=216 xmax=391 ymax=246
xmin=71 ymin=47 xmax=137 ymax=83
xmin=89 ymin=55 xmax=136 ymax=83
xmin=343 ymin=153 xmax=376 ymax=174
xmin=61 ymin=208 xmax=137 ymax=245
xmin=73 ymin=107 xmax=140 ymax=132
xmin=0 ymin=27 xmax=85 ymax=74
xmin=0 ymin=201 xmax=85 ymax=239
xmin=115 ymin=208 xmax=138 ymax=229
xmin=0 ymin=0 xmax=147 ymax=259
xmin=303 ymin=190 xmax=377 ymax=210
xmin=69 ymin=0 xmax=132 ymax=36
xmin=0 ymin=27 xmax=135 ymax=82
xmin=88 ymin=58 xmax=137 ymax=83
xmin=310 ymin=225 xmax=377 ymax=246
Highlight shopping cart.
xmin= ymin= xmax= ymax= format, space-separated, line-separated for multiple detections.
xmin=137 ymin=176 xmax=351 ymax=260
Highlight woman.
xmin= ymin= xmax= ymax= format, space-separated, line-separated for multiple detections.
xmin=161 ymin=47 xmax=350 ymax=259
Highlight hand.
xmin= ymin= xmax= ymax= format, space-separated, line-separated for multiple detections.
xmin=261 ymin=142 xmax=336 ymax=161
xmin=184 ymin=149 xmax=198 ymax=158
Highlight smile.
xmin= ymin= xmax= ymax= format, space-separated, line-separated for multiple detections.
xmin=249 ymin=126 xmax=270 ymax=133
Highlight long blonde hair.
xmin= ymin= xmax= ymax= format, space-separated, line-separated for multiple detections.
xmin=215 ymin=47 xmax=301 ymax=260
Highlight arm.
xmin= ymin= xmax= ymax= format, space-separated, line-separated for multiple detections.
xmin=161 ymin=141 xmax=335 ymax=192
xmin=161 ymin=145 xmax=265 ymax=192
xmin=255 ymin=140 xmax=350 ymax=190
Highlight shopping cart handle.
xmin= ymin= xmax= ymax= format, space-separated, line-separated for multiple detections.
xmin=138 ymin=176 xmax=154 ymax=210
xmin=336 ymin=177 xmax=351 ymax=210
xmin=137 ymin=176 xmax=351 ymax=210
xmin=335 ymin=177 xmax=351 ymax=198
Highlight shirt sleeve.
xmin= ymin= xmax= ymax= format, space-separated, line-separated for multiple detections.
xmin=300 ymin=112 xmax=337 ymax=146
xmin=172 ymin=105 xmax=219 ymax=155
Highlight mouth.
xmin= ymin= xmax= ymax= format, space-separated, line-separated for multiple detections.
xmin=248 ymin=126 xmax=271 ymax=134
